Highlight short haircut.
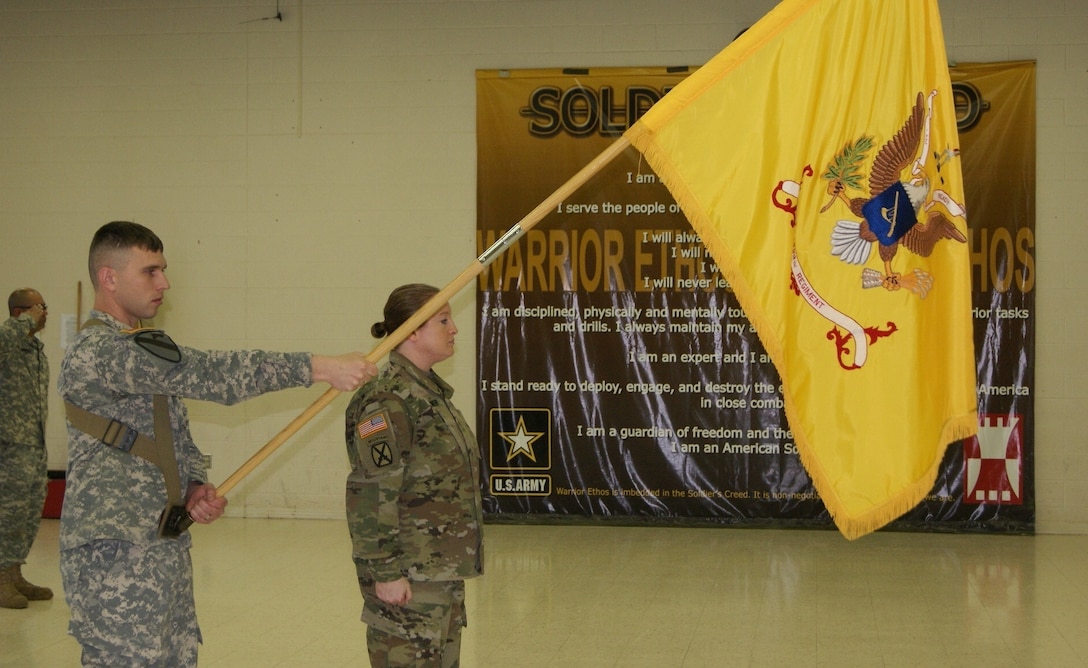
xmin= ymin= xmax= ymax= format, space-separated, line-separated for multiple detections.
xmin=7 ymin=288 xmax=41 ymax=315
xmin=88 ymin=221 xmax=164 ymax=287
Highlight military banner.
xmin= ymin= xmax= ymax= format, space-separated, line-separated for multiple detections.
xmin=626 ymin=0 xmax=978 ymax=540
xmin=475 ymin=59 xmax=1034 ymax=534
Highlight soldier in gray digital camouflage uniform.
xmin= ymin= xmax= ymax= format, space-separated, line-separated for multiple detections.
xmin=0 ymin=288 xmax=53 ymax=609
xmin=345 ymin=283 xmax=484 ymax=668
xmin=58 ymin=221 xmax=376 ymax=667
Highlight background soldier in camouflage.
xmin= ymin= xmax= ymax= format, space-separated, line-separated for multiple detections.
xmin=0 ymin=288 xmax=52 ymax=609
xmin=58 ymin=221 xmax=376 ymax=666
xmin=345 ymin=283 xmax=484 ymax=668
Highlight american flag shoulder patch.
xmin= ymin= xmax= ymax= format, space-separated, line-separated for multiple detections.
xmin=357 ymin=412 xmax=389 ymax=440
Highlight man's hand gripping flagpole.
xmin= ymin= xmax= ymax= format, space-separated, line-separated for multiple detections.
xmin=166 ymin=137 xmax=633 ymax=536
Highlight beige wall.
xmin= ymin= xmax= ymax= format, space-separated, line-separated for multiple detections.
xmin=2 ymin=0 xmax=1083 ymax=531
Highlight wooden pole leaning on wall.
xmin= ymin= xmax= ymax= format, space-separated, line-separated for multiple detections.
xmin=213 ymin=136 xmax=632 ymax=498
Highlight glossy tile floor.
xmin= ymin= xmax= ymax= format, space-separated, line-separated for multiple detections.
xmin=3 ymin=519 xmax=1086 ymax=667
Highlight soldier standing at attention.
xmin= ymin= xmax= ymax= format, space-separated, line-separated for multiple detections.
xmin=0 ymin=288 xmax=53 ymax=609
xmin=345 ymin=283 xmax=484 ymax=667
xmin=57 ymin=221 xmax=377 ymax=666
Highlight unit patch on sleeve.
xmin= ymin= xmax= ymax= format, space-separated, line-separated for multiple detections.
xmin=356 ymin=410 xmax=395 ymax=469
xmin=129 ymin=329 xmax=183 ymax=363
xmin=370 ymin=441 xmax=394 ymax=468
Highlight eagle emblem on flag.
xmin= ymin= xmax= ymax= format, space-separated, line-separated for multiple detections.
xmin=775 ymin=90 xmax=970 ymax=370
xmin=822 ymin=90 xmax=968 ymax=299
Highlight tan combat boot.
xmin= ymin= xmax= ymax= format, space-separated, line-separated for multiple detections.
xmin=14 ymin=564 xmax=53 ymax=601
xmin=0 ymin=565 xmax=29 ymax=609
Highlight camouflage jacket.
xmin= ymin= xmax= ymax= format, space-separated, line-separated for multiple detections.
xmin=345 ymin=351 xmax=483 ymax=584
xmin=0 ymin=313 xmax=48 ymax=446
xmin=57 ymin=310 xmax=313 ymax=549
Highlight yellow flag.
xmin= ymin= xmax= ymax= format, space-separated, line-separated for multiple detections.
xmin=625 ymin=0 xmax=977 ymax=539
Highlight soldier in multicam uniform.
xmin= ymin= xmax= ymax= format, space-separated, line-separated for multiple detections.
xmin=57 ymin=221 xmax=376 ymax=667
xmin=345 ymin=283 xmax=484 ymax=667
xmin=0 ymin=288 xmax=53 ymax=609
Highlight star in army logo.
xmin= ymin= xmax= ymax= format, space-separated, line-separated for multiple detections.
xmin=489 ymin=408 xmax=551 ymax=471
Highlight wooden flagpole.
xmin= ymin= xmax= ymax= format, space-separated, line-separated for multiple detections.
xmin=214 ymin=136 xmax=632 ymax=498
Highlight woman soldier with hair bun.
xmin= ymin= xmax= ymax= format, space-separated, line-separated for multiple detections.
xmin=345 ymin=284 xmax=484 ymax=667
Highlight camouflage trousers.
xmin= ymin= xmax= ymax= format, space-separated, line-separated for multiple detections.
xmin=0 ymin=439 xmax=47 ymax=568
xmin=362 ymin=579 xmax=466 ymax=667
xmin=61 ymin=539 xmax=201 ymax=667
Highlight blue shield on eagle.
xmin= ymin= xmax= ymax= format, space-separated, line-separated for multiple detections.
xmin=861 ymin=182 xmax=918 ymax=246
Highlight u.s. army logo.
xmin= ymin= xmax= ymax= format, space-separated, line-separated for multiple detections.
xmin=370 ymin=441 xmax=393 ymax=468
xmin=488 ymin=408 xmax=552 ymax=496
xmin=489 ymin=407 xmax=551 ymax=471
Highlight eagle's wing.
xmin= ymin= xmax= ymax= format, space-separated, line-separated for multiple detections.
xmin=901 ymin=210 xmax=967 ymax=257
xmin=869 ymin=92 xmax=926 ymax=196
xmin=830 ymin=220 xmax=873 ymax=265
